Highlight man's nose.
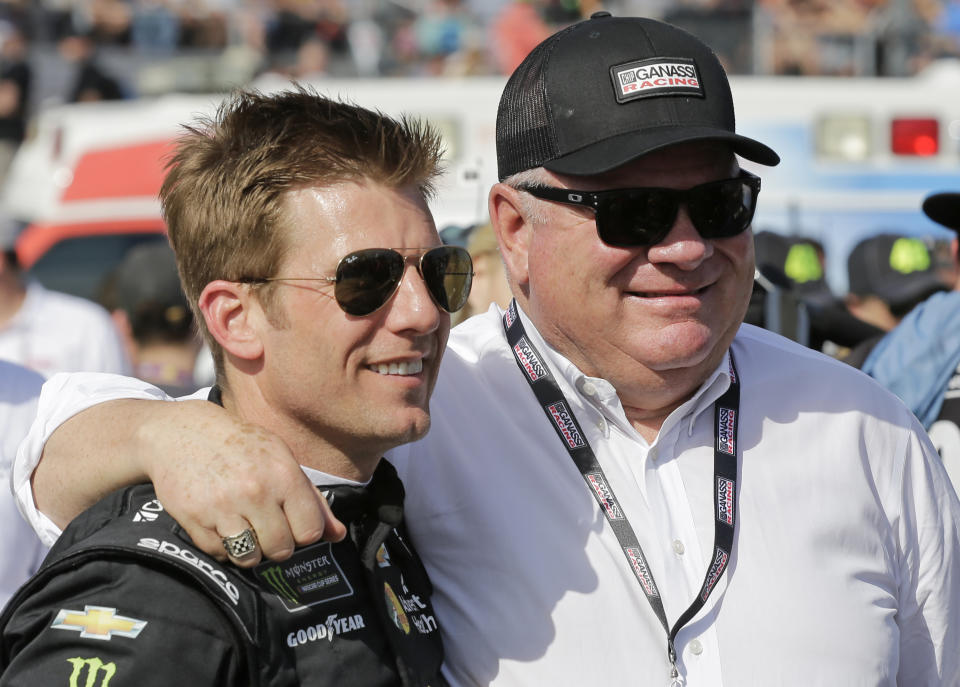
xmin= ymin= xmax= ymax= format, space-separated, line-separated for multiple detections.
xmin=645 ymin=205 xmax=713 ymax=270
xmin=385 ymin=263 xmax=443 ymax=333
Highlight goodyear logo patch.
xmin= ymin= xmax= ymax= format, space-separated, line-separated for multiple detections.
xmin=547 ymin=401 xmax=585 ymax=449
xmin=717 ymin=407 xmax=736 ymax=455
xmin=701 ymin=547 xmax=729 ymax=602
xmin=611 ymin=57 xmax=702 ymax=104
xmin=286 ymin=613 xmax=366 ymax=647
xmin=514 ymin=336 xmax=547 ymax=382
xmin=717 ymin=476 xmax=735 ymax=526
xmin=625 ymin=547 xmax=658 ymax=597
xmin=586 ymin=472 xmax=623 ymax=521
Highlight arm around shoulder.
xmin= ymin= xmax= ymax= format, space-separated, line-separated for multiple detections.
xmin=21 ymin=371 xmax=343 ymax=565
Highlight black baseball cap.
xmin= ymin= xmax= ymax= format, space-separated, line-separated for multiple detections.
xmin=114 ymin=242 xmax=192 ymax=340
xmin=496 ymin=12 xmax=780 ymax=181
xmin=922 ymin=192 xmax=960 ymax=231
xmin=847 ymin=234 xmax=947 ymax=313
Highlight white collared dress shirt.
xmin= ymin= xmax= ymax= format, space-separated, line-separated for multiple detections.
xmin=14 ymin=305 xmax=960 ymax=686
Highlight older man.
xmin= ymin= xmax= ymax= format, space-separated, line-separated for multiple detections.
xmin=12 ymin=14 xmax=960 ymax=685
xmin=1 ymin=88 xmax=473 ymax=685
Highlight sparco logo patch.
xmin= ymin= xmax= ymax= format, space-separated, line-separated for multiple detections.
xmin=586 ymin=472 xmax=623 ymax=520
xmin=717 ymin=476 xmax=735 ymax=526
xmin=547 ymin=401 xmax=584 ymax=448
xmin=504 ymin=300 xmax=517 ymax=328
xmin=611 ymin=57 xmax=702 ymax=104
xmin=137 ymin=538 xmax=240 ymax=605
xmin=514 ymin=337 xmax=547 ymax=382
xmin=717 ymin=407 xmax=736 ymax=455
xmin=701 ymin=547 xmax=729 ymax=601
xmin=625 ymin=547 xmax=658 ymax=597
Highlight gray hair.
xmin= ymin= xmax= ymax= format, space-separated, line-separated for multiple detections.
xmin=503 ymin=167 xmax=553 ymax=225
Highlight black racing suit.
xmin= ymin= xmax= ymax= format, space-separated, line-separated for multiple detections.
xmin=0 ymin=460 xmax=447 ymax=686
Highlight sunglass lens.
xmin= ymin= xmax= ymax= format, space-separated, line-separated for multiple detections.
xmin=689 ymin=178 xmax=756 ymax=239
xmin=421 ymin=246 xmax=473 ymax=313
xmin=335 ymin=249 xmax=404 ymax=316
xmin=597 ymin=190 xmax=676 ymax=247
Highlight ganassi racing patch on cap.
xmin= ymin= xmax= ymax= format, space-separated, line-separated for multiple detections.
xmin=610 ymin=57 xmax=702 ymax=104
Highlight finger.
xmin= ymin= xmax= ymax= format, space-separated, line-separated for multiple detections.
xmin=244 ymin=502 xmax=297 ymax=562
xmin=283 ymin=484 xmax=347 ymax=549
xmin=217 ymin=518 xmax=262 ymax=568
xmin=189 ymin=526 xmax=232 ymax=563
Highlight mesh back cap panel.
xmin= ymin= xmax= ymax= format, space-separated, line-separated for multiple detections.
xmin=496 ymin=25 xmax=578 ymax=180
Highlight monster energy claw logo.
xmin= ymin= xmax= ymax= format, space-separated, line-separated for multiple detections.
xmin=261 ymin=565 xmax=299 ymax=606
xmin=66 ymin=656 xmax=116 ymax=687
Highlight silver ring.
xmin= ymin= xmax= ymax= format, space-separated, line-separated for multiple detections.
xmin=221 ymin=528 xmax=258 ymax=558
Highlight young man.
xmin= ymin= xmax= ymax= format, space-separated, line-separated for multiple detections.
xmin=1 ymin=88 xmax=474 ymax=686
xmin=14 ymin=14 xmax=960 ymax=685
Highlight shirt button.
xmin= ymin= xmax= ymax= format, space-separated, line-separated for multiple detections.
xmin=581 ymin=381 xmax=598 ymax=397
xmin=672 ymin=539 xmax=685 ymax=555
xmin=689 ymin=639 xmax=703 ymax=656
xmin=595 ymin=417 xmax=607 ymax=433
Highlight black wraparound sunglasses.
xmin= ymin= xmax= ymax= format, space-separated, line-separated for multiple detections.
xmin=239 ymin=245 xmax=473 ymax=317
xmin=515 ymin=170 xmax=761 ymax=248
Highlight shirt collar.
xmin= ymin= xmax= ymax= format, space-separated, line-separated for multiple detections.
xmin=511 ymin=303 xmax=734 ymax=442
xmin=302 ymin=465 xmax=368 ymax=488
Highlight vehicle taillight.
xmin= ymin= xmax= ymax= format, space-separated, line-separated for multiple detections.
xmin=891 ymin=118 xmax=939 ymax=156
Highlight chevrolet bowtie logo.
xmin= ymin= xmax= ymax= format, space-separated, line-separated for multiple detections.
xmin=52 ymin=606 xmax=147 ymax=641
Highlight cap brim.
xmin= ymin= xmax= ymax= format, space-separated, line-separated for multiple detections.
xmin=544 ymin=126 xmax=780 ymax=177
xmin=922 ymin=192 xmax=960 ymax=231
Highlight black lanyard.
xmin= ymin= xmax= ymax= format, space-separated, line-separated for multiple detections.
xmin=502 ymin=300 xmax=739 ymax=683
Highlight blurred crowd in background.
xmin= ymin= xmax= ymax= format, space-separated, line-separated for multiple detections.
xmin=0 ymin=0 xmax=953 ymax=179
xmin=0 ymin=0 xmax=956 ymax=112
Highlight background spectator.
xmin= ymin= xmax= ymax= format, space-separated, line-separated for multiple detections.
xmin=0 ymin=215 xmax=130 ymax=377
xmin=106 ymin=241 xmax=202 ymax=396
xmin=844 ymin=233 xmax=950 ymax=332
xmin=57 ymin=26 xmax=125 ymax=102
xmin=0 ymin=22 xmax=29 ymax=185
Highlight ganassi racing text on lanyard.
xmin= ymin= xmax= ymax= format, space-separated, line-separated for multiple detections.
xmin=502 ymin=300 xmax=740 ymax=685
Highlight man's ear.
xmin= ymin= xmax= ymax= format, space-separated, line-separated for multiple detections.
xmin=197 ymin=280 xmax=264 ymax=362
xmin=488 ymin=182 xmax=532 ymax=290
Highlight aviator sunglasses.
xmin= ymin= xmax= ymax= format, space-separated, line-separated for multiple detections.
xmin=516 ymin=170 xmax=761 ymax=248
xmin=239 ymin=245 xmax=473 ymax=317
